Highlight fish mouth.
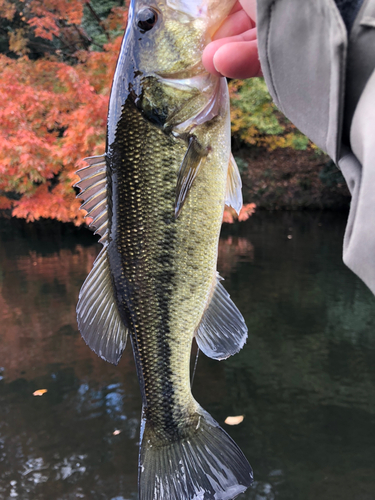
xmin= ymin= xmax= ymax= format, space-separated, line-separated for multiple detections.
xmin=153 ymin=60 xmax=216 ymax=95
xmin=155 ymin=60 xmax=206 ymax=81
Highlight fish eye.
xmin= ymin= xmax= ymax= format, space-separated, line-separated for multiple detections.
xmin=137 ymin=8 xmax=158 ymax=33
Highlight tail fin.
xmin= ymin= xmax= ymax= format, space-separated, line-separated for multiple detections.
xmin=139 ymin=406 xmax=253 ymax=500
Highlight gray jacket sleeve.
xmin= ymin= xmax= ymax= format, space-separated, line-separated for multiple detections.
xmin=257 ymin=0 xmax=375 ymax=294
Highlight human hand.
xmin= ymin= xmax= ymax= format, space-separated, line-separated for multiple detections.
xmin=202 ymin=0 xmax=262 ymax=79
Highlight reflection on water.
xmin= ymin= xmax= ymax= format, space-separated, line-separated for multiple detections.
xmin=1 ymin=212 xmax=375 ymax=499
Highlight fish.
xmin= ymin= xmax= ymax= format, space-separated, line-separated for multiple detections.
xmin=74 ymin=0 xmax=253 ymax=498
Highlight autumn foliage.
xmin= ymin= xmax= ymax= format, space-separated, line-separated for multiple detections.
xmin=0 ymin=0 xmax=127 ymax=224
xmin=0 ymin=1 xmax=256 ymax=225
xmin=222 ymin=203 xmax=256 ymax=224
xmin=228 ymin=79 xmax=312 ymax=151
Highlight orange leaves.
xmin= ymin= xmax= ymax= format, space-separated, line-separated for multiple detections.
xmin=107 ymin=6 xmax=129 ymax=31
xmin=0 ymin=0 xmax=16 ymax=21
xmin=0 ymin=196 xmax=12 ymax=210
xmin=0 ymin=8 xmax=121 ymax=224
xmin=8 ymin=28 xmax=29 ymax=56
xmin=224 ymin=415 xmax=244 ymax=426
xmin=28 ymin=13 xmax=60 ymax=41
xmin=45 ymin=0 xmax=84 ymax=26
xmin=28 ymin=0 xmax=84 ymax=40
xmin=12 ymin=183 xmax=84 ymax=224
xmin=0 ymin=56 xmax=62 ymax=195
xmin=0 ymin=0 xmax=128 ymax=225
xmin=33 ymin=389 xmax=48 ymax=396
xmin=223 ymin=203 xmax=256 ymax=224
xmin=238 ymin=203 xmax=257 ymax=222
xmin=0 ymin=0 xmax=257 ymax=227
xmin=0 ymin=52 xmax=103 ymax=223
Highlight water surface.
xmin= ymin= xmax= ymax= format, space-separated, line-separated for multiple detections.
xmin=0 ymin=212 xmax=375 ymax=500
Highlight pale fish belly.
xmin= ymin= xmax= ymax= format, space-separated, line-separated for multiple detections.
xmin=167 ymin=113 xmax=229 ymax=415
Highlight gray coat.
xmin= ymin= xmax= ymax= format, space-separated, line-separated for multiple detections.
xmin=257 ymin=0 xmax=375 ymax=294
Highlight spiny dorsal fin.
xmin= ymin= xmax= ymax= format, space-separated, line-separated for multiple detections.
xmin=75 ymin=155 xmax=109 ymax=244
xmin=175 ymin=137 xmax=207 ymax=218
xmin=76 ymin=247 xmax=128 ymax=365
xmin=195 ymin=273 xmax=248 ymax=360
xmin=225 ymin=154 xmax=243 ymax=215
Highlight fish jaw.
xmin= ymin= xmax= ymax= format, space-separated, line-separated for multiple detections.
xmin=107 ymin=0 xmax=236 ymax=146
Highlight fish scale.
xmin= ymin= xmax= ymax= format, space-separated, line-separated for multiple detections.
xmin=75 ymin=0 xmax=253 ymax=497
xmin=107 ymin=98 xmax=224 ymax=438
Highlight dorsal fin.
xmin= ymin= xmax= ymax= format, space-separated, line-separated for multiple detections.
xmin=75 ymin=155 xmax=126 ymax=363
xmin=225 ymin=154 xmax=243 ymax=215
xmin=195 ymin=274 xmax=248 ymax=360
xmin=76 ymin=247 xmax=128 ymax=365
xmin=75 ymin=155 xmax=109 ymax=244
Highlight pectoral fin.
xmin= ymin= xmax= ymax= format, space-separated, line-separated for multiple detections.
xmin=175 ymin=137 xmax=206 ymax=218
xmin=195 ymin=274 xmax=248 ymax=360
xmin=225 ymin=154 xmax=243 ymax=215
xmin=76 ymin=247 xmax=128 ymax=365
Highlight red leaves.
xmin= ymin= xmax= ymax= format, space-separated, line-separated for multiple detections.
xmin=12 ymin=182 xmax=83 ymax=223
xmin=0 ymin=51 xmax=112 ymax=223
xmin=28 ymin=0 xmax=84 ymax=40
xmin=28 ymin=14 xmax=60 ymax=41
xmin=0 ymin=0 xmax=255 ymax=227
xmin=0 ymin=0 xmax=16 ymax=21
xmin=223 ymin=203 xmax=256 ymax=224
xmin=0 ymin=1 xmax=127 ymax=225
xmin=238 ymin=203 xmax=256 ymax=222
xmin=0 ymin=196 xmax=12 ymax=210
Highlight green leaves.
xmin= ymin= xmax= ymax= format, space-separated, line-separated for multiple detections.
xmin=230 ymin=77 xmax=312 ymax=151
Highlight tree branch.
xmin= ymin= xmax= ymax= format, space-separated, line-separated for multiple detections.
xmin=85 ymin=2 xmax=110 ymax=41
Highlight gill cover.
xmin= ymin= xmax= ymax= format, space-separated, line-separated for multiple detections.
xmin=107 ymin=0 xmax=237 ymax=146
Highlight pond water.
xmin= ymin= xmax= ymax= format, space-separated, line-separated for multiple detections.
xmin=0 ymin=211 xmax=375 ymax=500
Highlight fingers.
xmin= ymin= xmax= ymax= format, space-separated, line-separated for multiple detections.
xmin=203 ymin=0 xmax=260 ymax=80
xmin=239 ymin=0 xmax=257 ymax=22
xmin=202 ymin=29 xmax=261 ymax=79
xmin=213 ymin=40 xmax=262 ymax=79
xmin=228 ymin=1 xmax=244 ymax=14
xmin=213 ymin=9 xmax=255 ymax=40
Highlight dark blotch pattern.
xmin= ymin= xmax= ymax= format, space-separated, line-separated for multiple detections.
xmin=107 ymin=99 xmax=186 ymax=439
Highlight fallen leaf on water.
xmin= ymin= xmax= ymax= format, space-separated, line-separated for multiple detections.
xmin=225 ymin=415 xmax=244 ymax=426
xmin=33 ymin=389 xmax=48 ymax=396
xmin=113 ymin=430 xmax=121 ymax=436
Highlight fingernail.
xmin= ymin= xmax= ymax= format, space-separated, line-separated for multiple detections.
xmin=213 ymin=51 xmax=224 ymax=77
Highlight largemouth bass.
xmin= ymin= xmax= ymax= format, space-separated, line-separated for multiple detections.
xmin=75 ymin=0 xmax=253 ymax=498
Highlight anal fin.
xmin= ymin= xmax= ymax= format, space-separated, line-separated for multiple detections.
xmin=195 ymin=274 xmax=248 ymax=360
xmin=76 ymin=247 xmax=128 ymax=365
